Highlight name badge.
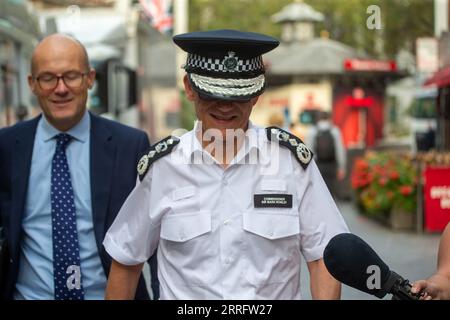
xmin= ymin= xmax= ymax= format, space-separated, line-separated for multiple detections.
xmin=254 ymin=194 xmax=293 ymax=208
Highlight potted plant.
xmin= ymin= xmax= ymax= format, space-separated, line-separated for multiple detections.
xmin=390 ymin=180 xmax=416 ymax=230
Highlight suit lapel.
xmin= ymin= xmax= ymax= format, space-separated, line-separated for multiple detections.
xmin=10 ymin=116 xmax=40 ymax=257
xmin=89 ymin=113 xmax=115 ymax=254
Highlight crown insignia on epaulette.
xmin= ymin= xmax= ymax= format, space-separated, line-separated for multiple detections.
xmin=137 ymin=136 xmax=180 ymax=180
xmin=267 ymin=127 xmax=312 ymax=169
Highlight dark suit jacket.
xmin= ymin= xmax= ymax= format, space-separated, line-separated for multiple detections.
xmin=0 ymin=112 xmax=150 ymax=299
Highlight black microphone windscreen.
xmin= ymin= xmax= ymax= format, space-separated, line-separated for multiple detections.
xmin=323 ymin=233 xmax=391 ymax=297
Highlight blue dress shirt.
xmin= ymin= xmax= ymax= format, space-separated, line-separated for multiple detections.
xmin=14 ymin=111 xmax=107 ymax=299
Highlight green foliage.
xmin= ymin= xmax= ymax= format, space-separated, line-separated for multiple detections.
xmin=189 ymin=0 xmax=290 ymax=37
xmin=188 ymin=0 xmax=434 ymax=59
xmin=407 ymin=97 xmax=437 ymax=119
xmin=179 ymin=90 xmax=196 ymax=130
xmin=381 ymin=0 xmax=434 ymax=56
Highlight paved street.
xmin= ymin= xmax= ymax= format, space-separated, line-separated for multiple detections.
xmin=144 ymin=200 xmax=442 ymax=300
xmin=300 ymin=200 xmax=442 ymax=300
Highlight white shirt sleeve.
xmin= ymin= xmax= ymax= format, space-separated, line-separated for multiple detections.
xmin=103 ymin=171 xmax=160 ymax=265
xmin=296 ymin=161 xmax=349 ymax=262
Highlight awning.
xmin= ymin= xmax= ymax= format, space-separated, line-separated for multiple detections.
xmin=424 ymin=67 xmax=450 ymax=87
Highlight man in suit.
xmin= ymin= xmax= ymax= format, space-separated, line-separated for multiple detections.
xmin=0 ymin=34 xmax=153 ymax=299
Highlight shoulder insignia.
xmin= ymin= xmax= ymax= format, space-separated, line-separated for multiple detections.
xmin=137 ymin=136 xmax=180 ymax=181
xmin=266 ymin=126 xmax=313 ymax=170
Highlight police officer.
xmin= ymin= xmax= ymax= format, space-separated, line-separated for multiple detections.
xmin=103 ymin=29 xmax=349 ymax=300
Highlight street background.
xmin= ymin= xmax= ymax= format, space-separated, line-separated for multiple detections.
xmin=1 ymin=0 xmax=449 ymax=300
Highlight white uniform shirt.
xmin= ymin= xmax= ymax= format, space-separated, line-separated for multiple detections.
xmin=103 ymin=123 xmax=349 ymax=299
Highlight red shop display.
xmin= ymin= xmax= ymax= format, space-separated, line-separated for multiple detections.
xmin=423 ymin=167 xmax=450 ymax=232
xmin=333 ymin=86 xmax=384 ymax=148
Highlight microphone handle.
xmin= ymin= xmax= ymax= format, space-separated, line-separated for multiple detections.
xmin=390 ymin=275 xmax=420 ymax=300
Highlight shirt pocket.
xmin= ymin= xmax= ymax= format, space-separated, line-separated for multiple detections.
xmin=243 ymin=210 xmax=299 ymax=240
xmin=160 ymin=211 xmax=211 ymax=242
xmin=169 ymin=185 xmax=199 ymax=214
xmin=160 ymin=211 xmax=217 ymax=285
xmin=242 ymin=210 xmax=301 ymax=286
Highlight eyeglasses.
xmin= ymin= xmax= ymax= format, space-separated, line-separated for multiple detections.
xmin=33 ymin=71 xmax=89 ymax=91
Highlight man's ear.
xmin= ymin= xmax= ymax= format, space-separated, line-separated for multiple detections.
xmin=28 ymin=74 xmax=37 ymax=95
xmin=87 ymin=68 xmax=96 ymax=89
xmin=250 ymin=96 xmax=259 ymax=106
xmin=183 ymin=75 xmax=196 ymax=101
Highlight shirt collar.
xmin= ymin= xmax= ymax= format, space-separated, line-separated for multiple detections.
xmin=178 ymin=121 xmax=208 ymax=161
xmin=180 ymin=120 xmax=264 ymax=164
xmin=41 ymin=111 xmax=90 ymax=143
xmin=231 ymin=121 xmax=264 ymax=165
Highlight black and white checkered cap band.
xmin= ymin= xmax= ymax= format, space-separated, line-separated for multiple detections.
xmin=185 ymin=53 xmax=264 ymax=73
xmin=189 ymin=73 xmax=265 ymax=97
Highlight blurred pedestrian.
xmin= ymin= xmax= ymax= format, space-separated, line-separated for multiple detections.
xmin=307 ymin=111 xmax=346 ymax=196
xmin=421 ymin=122 xmax=436 ymax=152
xmin=0 ymin=34 xmax=155 ymax=300
xmin=103 ymin=29 xmax=349 ymax=300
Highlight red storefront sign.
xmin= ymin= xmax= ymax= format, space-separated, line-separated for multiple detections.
xmin=343 ymin=59 xmax=397 ymax=72
xmin=424 ymin=167 xmax=450 ymax=232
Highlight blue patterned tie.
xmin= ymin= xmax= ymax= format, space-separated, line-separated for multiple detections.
xmin=51 ymin=133 xmax=84 ymax=300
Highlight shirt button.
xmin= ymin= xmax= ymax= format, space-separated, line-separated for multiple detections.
xmin=222 ymin=179 xmax=228 ymax=186
xmin=223 ymin=219 xmax=231 ymax=226
xmin=268 ymin=231 xmax=274 ymax=237
xmin=225 ymin=258 xmax=231 ymax=264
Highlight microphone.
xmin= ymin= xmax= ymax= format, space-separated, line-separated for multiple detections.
xmin=323 ymin=233 xmax=422 ymax=300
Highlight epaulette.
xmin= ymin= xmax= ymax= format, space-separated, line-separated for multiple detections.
xmin=266 ymin=126 xmax=313 ymax=170
xmin=137 ymin=136 xmax=180 ymax=181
